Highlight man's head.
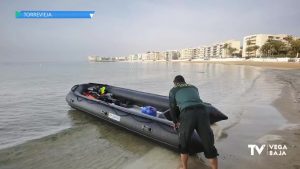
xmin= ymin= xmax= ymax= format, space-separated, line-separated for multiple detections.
xmin=173 ymin=75 xmax=186 ymax=85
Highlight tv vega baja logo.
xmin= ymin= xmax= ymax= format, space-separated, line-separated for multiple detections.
xmin=248 ymin=144 xmax=287 ymax=156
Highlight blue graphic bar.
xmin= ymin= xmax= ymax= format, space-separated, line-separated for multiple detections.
xmin=16 ymin=11 xmax=95 ymax=19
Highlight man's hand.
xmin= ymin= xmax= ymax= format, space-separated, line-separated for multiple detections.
xmin=172 ymin=122 xmax=180 ymax=130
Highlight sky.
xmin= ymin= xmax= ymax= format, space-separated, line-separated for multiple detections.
xmin=0 ymin=0 xmax=300 ymax=62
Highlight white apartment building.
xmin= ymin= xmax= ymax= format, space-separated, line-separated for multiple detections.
xmin=139 ymin=52 xmax=161 ymax=60
xmin=242 ymin=34 xmax=288 ymax=57
xmin=223 ymin=40 xmax=240 ymax=57
xmin=155 ymin=52 xmax=165 ymax=60
xmin=141 ymin=53 xmax=149 ymax=60
xmin=160 ymin=50 xmax=180 ymax=60
xmin=146 ymin=52 xmax=156 ymax=60
xmin=128 ymin=54 xmax=140 ymax=61
xmin=136 ymin=53 xmax=144 ymax=60
xmin=88 ymin=56 xmax=97 ymax=62
xmin=197 ymin=47 xmax=205 ymax=58
xmin=203 ymin=46 xmax=212 ymax=58
xmin=148 ymin=52 xmax=162 ymax=60
xmin=179 ymin=48 xmax=199 ymax=59
xmin=88 ymin=56 xmax=114 ymax=62
xmin=202 ymin=40 xmax=240 ymax=58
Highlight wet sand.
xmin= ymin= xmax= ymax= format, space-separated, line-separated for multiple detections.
xmin=0 ymin=66 xmax=299 ymax=169
xmin=216 ymin=69 xmax=300 ymax=169
xmin=192 ymin=60 xmax=300 ymax=69
xmin=0 ymin=110 xmax=207 ymax=169
xmin=262 ymin=70 xmax=300 ymax=169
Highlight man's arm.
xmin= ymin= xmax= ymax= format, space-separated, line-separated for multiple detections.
xmin=169 ymin=88 xmax=179 ymax=124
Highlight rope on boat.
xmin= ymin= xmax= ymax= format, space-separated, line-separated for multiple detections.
xmin=75 ymin=92 xmax=176 ymax=133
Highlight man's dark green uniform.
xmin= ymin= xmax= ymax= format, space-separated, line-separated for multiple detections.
xmin=169 ymin=83 xmax=218 ymax=158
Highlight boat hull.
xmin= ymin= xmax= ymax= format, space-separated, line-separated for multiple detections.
xmin=65 ymin=83 xmax=227 ymax=154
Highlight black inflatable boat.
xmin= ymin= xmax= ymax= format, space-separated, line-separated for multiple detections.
xmin=66 ymin=83 xmax=228 ymax=154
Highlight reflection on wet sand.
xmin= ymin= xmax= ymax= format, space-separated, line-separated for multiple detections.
xmin=0 ymin=109 xmax=210 ymax=169
xmin=68 ymin=109 xmax=157 ymax=154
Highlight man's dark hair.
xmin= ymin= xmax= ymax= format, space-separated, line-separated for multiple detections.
xmin=173 ymin=75 xmax=186 ymax=84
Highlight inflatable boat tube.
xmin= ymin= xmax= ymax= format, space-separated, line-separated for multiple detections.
xmin=66 ymin=83 xmax=228 ymax=154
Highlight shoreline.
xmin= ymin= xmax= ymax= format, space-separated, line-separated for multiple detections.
xmin=216 ymin=68 xmax=300 ymax=169
xmin=103 ymin=59 xmax=300 ymax=69
xmin=190 ymin=60 xmax=300 ymax=69
xmin=259 ymin=69 xmax=300 ymax=168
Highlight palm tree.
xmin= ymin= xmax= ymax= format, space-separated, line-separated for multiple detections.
xmin=245 ymin=45 xmax=259 ymax=57
xmin=252 ymin=45 xmax=259 ymax=57
xmin=246 ymin=46 xmax=252 ymax=57
xmin=259 ymin=39 xmax=289 ymax=57
xmin=260 ymin=43 xmax=271 ymax=57
xmin=284 ymin=35 xmax=294 ymax=44
xmin=228 ymin=47 xmax=238 ymax=57
xmin=223 ymin=43 xmax=229 ymax=58
xmin=283 ymin=36 xmax=300 ymax=57
xmin=245 ymin=40 xmax=254 ymax=57
xmin=291 ymin=39 xmax=300 ymax=58
xmin=270 ymin=40 xmax=287 ymax=56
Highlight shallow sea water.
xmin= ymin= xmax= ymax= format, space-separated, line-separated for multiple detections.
xmin=0 ymin=61 xmax=289 ymax=169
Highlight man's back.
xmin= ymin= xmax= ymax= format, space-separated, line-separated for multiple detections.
xmin=169 ymin=75 xmax=219 ymax=169
xmin=169 ymin=84 xmax=203 ymax=113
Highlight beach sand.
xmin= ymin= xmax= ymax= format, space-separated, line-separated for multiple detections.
xmin=191 ymin=60 xmax=300 ymax=69
xmin=217 ymin=69 xmax=300 ymax=169
xmin=0 ymin=110 xmax=210 ymax=169
xmin=0 ymin=64 xmax=299 ymax=169
xmin=262 ymin=70 xmax=300 ymax=169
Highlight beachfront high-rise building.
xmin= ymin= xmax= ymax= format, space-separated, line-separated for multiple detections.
xmin=203 ymin=46 xmax=212 ymax=58
xmin=179 ymin=48 xmax=199 ymax=59
xmin=128 ymin=54 xmax=140 ymax=61
xmin=160 ymin=50 xmax=180 ymax=60
xmin=202 ymin=40 xmax=241 ymax=58
xmin=156 ymin=52 xmax=165 ymax=60
xmin=148 ymin=52 xmax=161 ymax=60
xmin=141 ymin=53 xmax=148 ymax=60
xmin=242 ymin=34 xmax=288 ymax=57
xmin=136 ymin=53 xmax=143 ymax=60
xmin=139 ymin=51 xmax=162 ymax=60
xmin=148 ymin=52 xmax=156 ymax=60
xmin=222 ymin=40 xmax=241 ymax=57
xmin=197 ymin=47 xmax=205 ymax=58
xmin=88 ymin=56 xmax=97 ymax=62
